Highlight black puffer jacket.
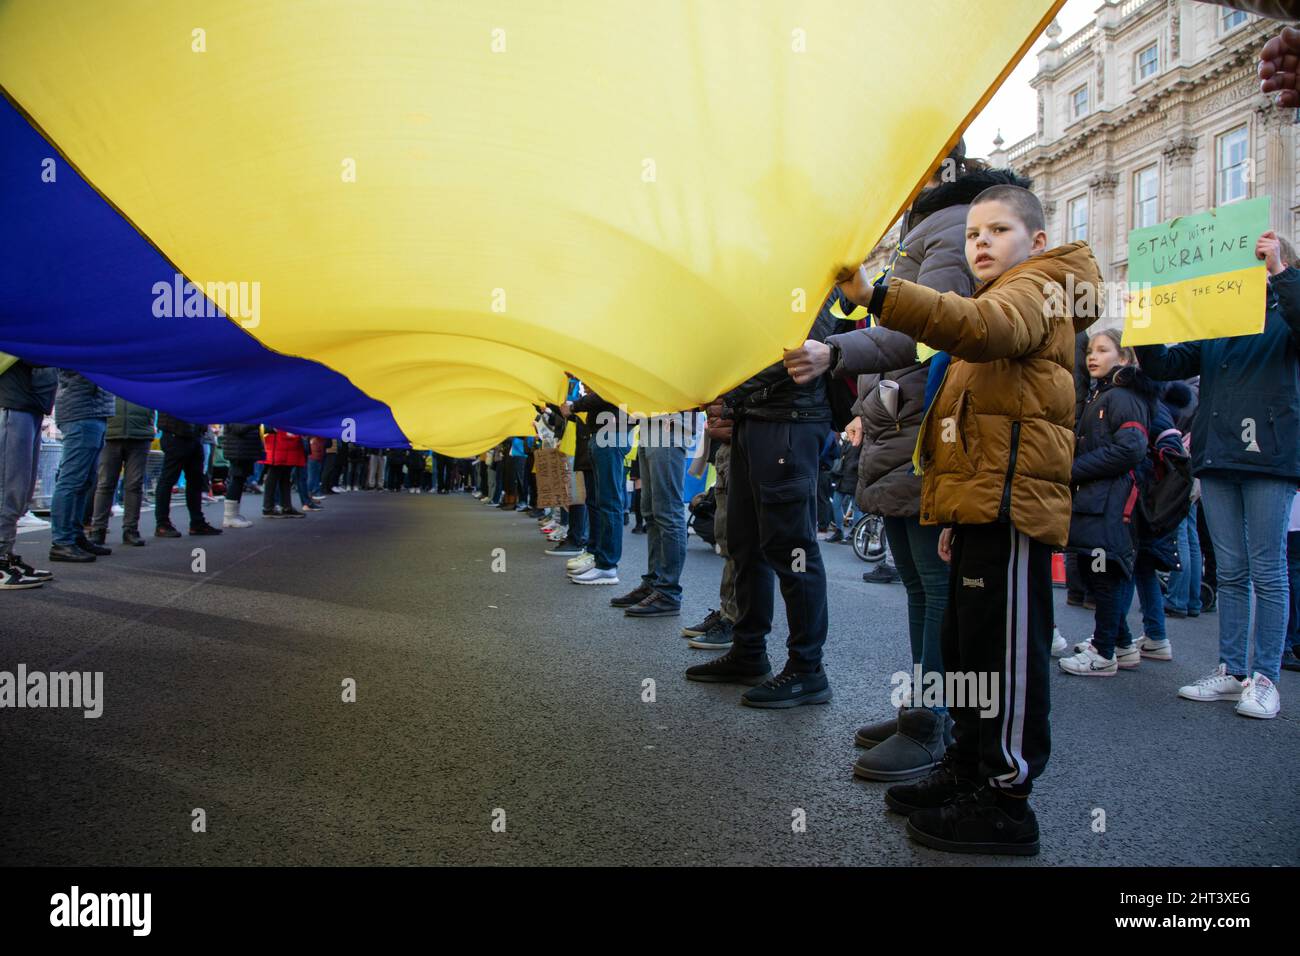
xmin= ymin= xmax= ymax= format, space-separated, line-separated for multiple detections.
xmin=221 ymin=423 xmax=265 ymax=461
xmin=1066 ymin=366 xmax=1157 ymax=577
xmin=723 ymin=299 xmax=834 ymax=423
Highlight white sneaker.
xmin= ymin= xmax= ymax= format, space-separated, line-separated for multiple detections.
xmin=17 ymin=511 xmax=50 ymax=531
xmin=1137 ymin=636 xmax=1172 ymax=661
xmin=1051 ymin=627 xmax=1068 ymax=657
xmin=111 ymin=504 xmax=124 ymax=517
xmin=331 ymin=486 xmax=346 ymax=494
xmin=1059 ymin=643 xmax=1118 ymax=676
xmin=223 ymin=513 xmax=253 ymax=529
xmin=1178 ymin=663 xmax=1244 ymax=702
xmin=570 ymin=566 xmax=619 ymax=586
xmin=566 ymin=553 xmax=596 ymax=575
xmin=1235 ymin=673 xmax=1280 ymax=719
xmin=1072 ymin=638 xmax=1138 ymax=669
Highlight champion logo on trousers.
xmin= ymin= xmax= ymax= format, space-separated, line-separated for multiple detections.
xmin=962 ymin=576 xmax=985 ymax=588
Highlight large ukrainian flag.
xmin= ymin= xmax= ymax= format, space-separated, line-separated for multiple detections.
xmin=0 ymin=0 xmax=1061 ymax=454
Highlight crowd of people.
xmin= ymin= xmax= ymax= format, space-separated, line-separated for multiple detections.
xmin=3 ymin=0 xmax=1299 ymax=861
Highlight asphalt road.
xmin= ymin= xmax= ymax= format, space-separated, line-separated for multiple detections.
xmin=1 ymin=491 xmax=1296 ymax=866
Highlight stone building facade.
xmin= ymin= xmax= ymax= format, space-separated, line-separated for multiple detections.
xmin=864 ymin=0 xmax=1292 ymax=319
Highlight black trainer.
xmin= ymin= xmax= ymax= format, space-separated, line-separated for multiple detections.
xmin=610 ymin=582 xmax=653 ymax=608
xmin=862 ymin=562 xmax=899 ymax=584
xmin=883 ymin=753 xmax=978 ymax=816
xmin=624 ymin=591 xmax=681 ymax=618
xmin=49 ymin=543 xmax=95 ymax=563
xmin=685 ymin=649 xmax=772 ymax=685
xmin=76 ymin=534 xmax=112 ymax=556
xmin=682 ymin=608 xmax=722 ymax=638
xmin=155 ymin=524 xmax=183 ymax=538
xmin=741 ymin=667 xmax=832 ymax=708
xmin=189 ymin=522 xmax=223 ymax=535
xmin=905 ymin=786 xmax=1040 ymax=856
xmin=9 ymin=553 xmax=53 ymax=581
xmin=0 ymin=554 xmax=44 ymax=589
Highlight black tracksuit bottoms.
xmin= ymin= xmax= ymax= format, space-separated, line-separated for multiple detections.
xmin=943 ymin=522 xmax=1053 ymax=797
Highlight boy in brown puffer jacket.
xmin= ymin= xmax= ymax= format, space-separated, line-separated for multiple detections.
xmin=840 ymin=183 xmax=1101 ymax=856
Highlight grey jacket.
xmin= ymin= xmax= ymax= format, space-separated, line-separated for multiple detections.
xmin=54 ymin=370 xmax=115 ymax=425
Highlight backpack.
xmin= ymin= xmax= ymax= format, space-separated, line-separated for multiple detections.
xmin=1121 ymin=422 xmax=1194 ymax=539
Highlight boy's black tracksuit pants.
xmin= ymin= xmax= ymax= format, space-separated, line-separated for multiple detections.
xmin=943 ymin=522 xmax=1053 ymax=796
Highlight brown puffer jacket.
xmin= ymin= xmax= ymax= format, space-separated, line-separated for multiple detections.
xmin=876 ymin=241 xmax=1101 ymax=548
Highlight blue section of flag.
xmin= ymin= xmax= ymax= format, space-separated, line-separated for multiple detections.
xmin=0 ymin=95 xmax=408 ymax=447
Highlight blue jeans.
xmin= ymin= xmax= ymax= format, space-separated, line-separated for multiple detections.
xmin=883 ymin=515 xmax=949 ymax=712
xmin=307 ymin=459 xmax=323 ymax=496
xmin=50 ymin=418 xmax=107 ymax=546
xmin=1199 ymin=474 xmax=1297 ymax=683
xmin=1165 ymin=501 xmax=1203 ymax=614
xmin=567 ymin=502 xmax=588 ymax=546
xmin=1118 ymin=551 xmax=1166 ymax=641
xmin=1080 ymin=564 xmax=1131 ymax=658
xmin=639 ymin=441 xmax=687 ymax=602
xmin=589 ymin=437 xmax=629 ymax=569
xmin=831 ymin=491 xmax=856 ymax=531
xmin=1287 ymin=530 xmax=1300 ymax=655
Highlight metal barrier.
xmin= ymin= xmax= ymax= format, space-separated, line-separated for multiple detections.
xmin=28 ymin=443 xmax=166 ymax=514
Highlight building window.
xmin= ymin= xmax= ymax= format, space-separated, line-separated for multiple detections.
xmin=1068 ymin=196 xmax=1089 ymax=242
xmin=1215 ymin=125 xmax=1249 ymax=205
xmin=1220 ymin=9 xmax=1248 ymax=33
xmin=1136 ymin=43 xmax=1158 ymax=82
xmin=1134 ymin=165 xmax=1160 ymax=228
xmin=1071 ymin=85 xmax=1089 ymax=121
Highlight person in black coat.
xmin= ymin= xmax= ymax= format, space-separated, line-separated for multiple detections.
xmin=1060 ymin=332 xmax=1154 ymax=676
xmin=220 ymin=423 xmax=264 ymax=527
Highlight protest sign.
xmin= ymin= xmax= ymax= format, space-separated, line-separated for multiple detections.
xmin=1123 ymin=196 xmax=1269 ymax=346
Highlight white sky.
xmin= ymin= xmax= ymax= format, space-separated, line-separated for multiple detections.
xmin=965 ymin=0 xmax=1104 ymax=158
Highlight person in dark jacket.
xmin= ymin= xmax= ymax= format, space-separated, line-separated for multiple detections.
xmin=49 ymin=370 xmax=116 ymax=561
xmin=1135 ymin=231 xmax=1300 ymax=719
xmin=220 ymin=423 xmax=264 ymax=527
xmin=1060 ymin=332 xmax=1153 ymax=676
xmin=0 ymin=357 xmax=57 ymax=588
xmin=155 ymin=411 xmax=221 ymax=537
xmin=785 ymin=157 xmax=1033 ymax=773
xmin=89 ymin=398 xmax=156 ymax=547
xmin=683 ymin=279 xmax=837 ymax=708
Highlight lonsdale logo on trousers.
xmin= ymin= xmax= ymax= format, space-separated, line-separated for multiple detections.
xmin=961 ymin=576 xmax=985 ymax=588
xmin=50 ymin=886 xmax=151 ymax=936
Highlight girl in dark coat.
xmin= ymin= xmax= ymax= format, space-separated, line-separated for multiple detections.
xmin=1060 ymin=331 xmax=1152 ymax=676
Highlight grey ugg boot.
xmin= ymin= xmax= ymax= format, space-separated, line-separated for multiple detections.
xmin=854 ymin=709 xmax=901 ymax=748
xmin=853 ymin=707 xmax=950 ymax=781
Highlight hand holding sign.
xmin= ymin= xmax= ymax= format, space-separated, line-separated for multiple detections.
xmin=1256 ymin=230 xmax=1288 ymax=276
xmin=1122 ymin=197 xmax=1270 ymax=347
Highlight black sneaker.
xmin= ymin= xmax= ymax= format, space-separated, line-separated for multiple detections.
xmin=189 ymin=522 xmax=223 ymax=535
xmin=76 ymin=534 xmax=112 ymax=556
xmin=682 ymin=608 xmax=722 ymax=638
xmin=49 ymin=543 xmax=96 ymax=563
xmin=9 ymin=553 xmax=53 ymax=581
xmin=545 ymin=540 xmax=583 ymax=557
xmin=280 ymin=509 xmax=306 ymax=519
xmin=155 ymin=524 xmax=183 ymax=538
xmin=687 ymin=619 xmax=734 ymax=650
xmin=87 ymin=530 xmax=107 ymax=546
xmin=624 ymin=591 xmax=681 ymax=618
xmin=0 ymin=554 xmax=44 ymax=589
xmin=685 ymin=649 xmax=772 ymax=685
xmin=862 ymin=562 xmax=898 ymax=584
xmin=884 ymin=753 xmax=978 ymax=815
xmin=122 ymin=530 xmax=146 ymax=547
xmin=610 ymin=583 xmax=654 ymax=608
xmin=905 ymin=786 xmax=1040 ymax=856
xmin=741 ymin=667 xmax=832 ymax=708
